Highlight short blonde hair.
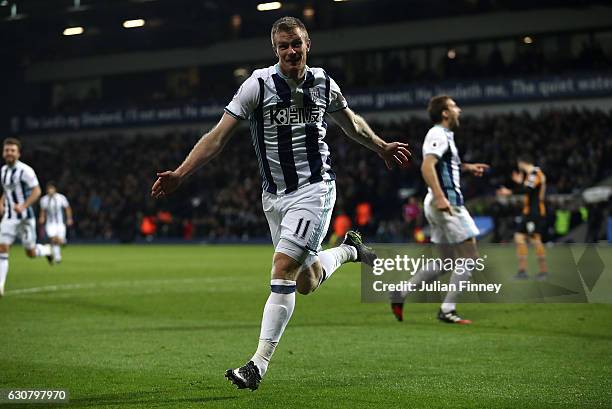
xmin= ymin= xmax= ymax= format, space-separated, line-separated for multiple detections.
xmin=270 ymin=16 xmax=310 ymax=48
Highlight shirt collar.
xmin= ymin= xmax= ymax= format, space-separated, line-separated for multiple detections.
xmin=274 ymin=63 xmax=310 ymax=83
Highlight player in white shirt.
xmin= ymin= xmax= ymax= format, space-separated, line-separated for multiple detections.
xmin=0 ymin=138 xmax=54 ymax=297
xmin=151 ymin=17 xmax=411 ymax=390
xmin=39 ymin=182 xmax=73 ymax=264
xmin=390 ymin=96 xmax=489 ymax=324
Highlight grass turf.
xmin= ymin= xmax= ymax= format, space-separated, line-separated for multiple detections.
xmin=0 ymin=245 xmax=611 ymax=408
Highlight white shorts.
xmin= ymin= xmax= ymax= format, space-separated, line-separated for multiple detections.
xmin=45 ymin=223 xmax=67 ymax=242
xmin=0 ymin=218 xmax=37 ymax=249
xmin=424 ymin=193 xmax=479 ymax=244
xmin=263 ymin=180 xmax=336 ymax=264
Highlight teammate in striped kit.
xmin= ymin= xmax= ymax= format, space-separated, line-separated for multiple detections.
xmin=39 ymin=182 xmax=73 ymax=264
xmin=390 ymin=96 xmax=489 ymax=324
xmin=0 ymin=138 xmax=54 ymax=297
xmin=151 ymin=17 xmax=411 ymax=390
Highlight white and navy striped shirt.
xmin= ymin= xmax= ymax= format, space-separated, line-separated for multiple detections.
xmin=40 ymin=193 xmax=70 ymax=225
xmin=1 ymin=160 xmax=39 ymax=220
xmin=422 ymin=125 xmax=464 ymax=206
xmin=225 ymin=64 xmax=347 ymax=195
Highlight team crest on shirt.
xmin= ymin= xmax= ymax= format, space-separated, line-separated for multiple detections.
xmin=306 ymin=88 xmax=322 ymax=104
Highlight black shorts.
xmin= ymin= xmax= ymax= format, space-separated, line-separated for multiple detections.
xmin=516 ymin=215 xmax=545 ymax=236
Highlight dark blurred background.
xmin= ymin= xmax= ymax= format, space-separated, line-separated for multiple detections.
xmin=1 ymin=0 xmax=611 ymax=243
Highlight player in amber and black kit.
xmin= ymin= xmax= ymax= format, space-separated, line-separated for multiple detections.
xmin=500 ymin=154 xmax=549 ymax=280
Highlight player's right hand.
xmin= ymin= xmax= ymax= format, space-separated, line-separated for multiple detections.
xmin=378 ymin=142 xmax=412 ymax=170
xmin=151 ymin=170 xmax=183 ymax=199
xmin=435 ymin=196 xmax=453 ymax=215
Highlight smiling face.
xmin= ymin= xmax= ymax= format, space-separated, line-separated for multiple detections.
xmin=273 ymin=27 xmax=310 ymax=81
xmin=3 ymin=143 xmax=20 ymax=166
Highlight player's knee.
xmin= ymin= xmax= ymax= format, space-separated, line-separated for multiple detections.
xmin=514 ymin=233 xmax=527 ymax=245
xmin=296 ymin=279 xmax=317 ymax=295
xmin=25 ymin=248 xmax=36 ymax=258
xmin=0 ymin=243 xmax=8 ymax=253
xmin=272 ymin=253 xmax=301 ymax=280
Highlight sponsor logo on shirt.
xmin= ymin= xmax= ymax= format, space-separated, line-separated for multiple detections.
xmin=269 ymin=106 xmax=323 ymax=125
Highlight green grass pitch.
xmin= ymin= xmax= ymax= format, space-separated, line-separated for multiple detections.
xmin=0 ymin=245 xmax=611 ymax=408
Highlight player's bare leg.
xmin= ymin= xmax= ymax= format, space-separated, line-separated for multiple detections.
xmin=530 ymin=234 xmax=548 ymax=281
xmin=25 ymin=243 xmax=54 ymax=265
xmin=514 ymin=232 xmax=529 ymax=279
xmin=296 ymin=231 xmax=373 ymax=295
xmin=226 ymin=231 xmax=373 ymax=390
xmin=225 ymin=252 xmax=299 ymax=391
xmin=0 ymin=243 xmax=9 ymax=297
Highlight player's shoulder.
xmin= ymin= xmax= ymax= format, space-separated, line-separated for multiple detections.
xmin=16 ymin=161 xmax=36 ymax=174
xmin=59 ymin=193 xmax=69 ymax=202
xmin=40 ymin=194 xmax=49 ymax=203
xmin=250 ymin=66 xmax=275 ymax=82
xmin=424 ymin=125 xmax=447 ymax=140
xmin=308 ymin=66 xmax=329 ymax=79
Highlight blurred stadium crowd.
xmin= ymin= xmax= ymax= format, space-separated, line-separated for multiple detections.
xmin=26 ymin=108 xmax=611 ymax=243
xmin=48 ymin=34 xmax=612 ymax=113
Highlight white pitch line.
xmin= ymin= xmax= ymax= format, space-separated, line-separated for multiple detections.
xmin=5 ymin=277 xmax=222 ymax=296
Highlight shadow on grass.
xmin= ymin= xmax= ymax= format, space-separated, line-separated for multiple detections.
xmin=114 ymin=320 xmax=400 ymax=333
xmin=69 ymin=391 xmax=237 ymax=406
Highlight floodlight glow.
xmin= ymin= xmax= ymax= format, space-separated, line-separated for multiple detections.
xmin=257 ymin=2 xmax=281 ymax=11
xmin=123 ymin=19 xmax=145 ymax=28
xmin=63 ymin=26 xmax=84 ymax=36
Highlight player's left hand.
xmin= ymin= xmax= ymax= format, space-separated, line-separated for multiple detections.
xmin=379 ymin=142 xmax=411 ymax=170
xmin=151 ymin=170 xmax=183 ymax=199
xmin=13 ymin=203 xmax=26 ymax=214
xmin=465 ymin=163 xmax=490 ymax=177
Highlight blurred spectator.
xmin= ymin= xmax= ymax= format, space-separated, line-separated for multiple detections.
xmin=22 ymin=108 xmax=611 ymax=243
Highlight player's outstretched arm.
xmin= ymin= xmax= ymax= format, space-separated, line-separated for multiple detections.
xmin=66 ymin=206 xmax=74 ymax=226
xmin=14 ymin=186 xmax=41 ymax=215
xmin=461 ymin=163 xmax=490 ymax=177
xmin=421 ymin=154 xmax=452 ymax=215
xmin=151 ymin=113 xmax=239 ymax=199
xmin=328 ymin=108 xmax=411 ymax=169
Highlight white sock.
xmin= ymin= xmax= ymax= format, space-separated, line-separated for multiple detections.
xmin=317 ymin=244 xmax=357 ymax=285
xmin=52 ymin=245 xmax=61 ymax=262
xmin=440 ymin=302 xmax=456 ymax=313
xmin=441 ymin=264 xmax=475 ymax=313
xmin=250 ymin=279 xmax=296 ymax=377
xmin=0 ymin=253 xmax=8 ymax=291
xmin=35 ymin=244 xmax=51 ymax=257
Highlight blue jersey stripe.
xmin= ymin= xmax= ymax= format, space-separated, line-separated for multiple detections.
xmin=5 ymin=197 xmax=11 ymax=219
xmin=277 ymin=125 xmax=298 ymax=193
xmin=272 ymin=74 xmax=299 ymax=194
xmin=302 ymin=72 xmax=324 ymax=184
xmin=19 ymin=170 xmax=34 ymax=219
xmin=255 ymin=78 xmax=277 ymax=194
